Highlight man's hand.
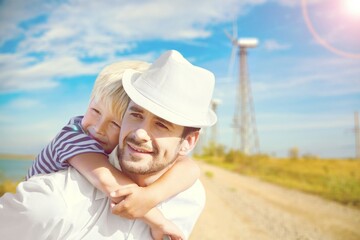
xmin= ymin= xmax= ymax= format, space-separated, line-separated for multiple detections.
xmin=110 ymin=186 xmax=157 ymax=219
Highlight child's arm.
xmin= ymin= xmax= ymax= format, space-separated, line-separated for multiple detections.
xmin=149 ymin=156 xmax=201 ymax=200
xmin=69 ymin=152 xmax=186 ymax=239
xmin=68 ymin=152 xmax=137 ymax=198
xmin=110 ymin=156 xmax=200 ymax=218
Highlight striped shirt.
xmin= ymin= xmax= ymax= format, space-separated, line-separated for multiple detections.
xmin=26 ymin=116 xmax=106 ymax=179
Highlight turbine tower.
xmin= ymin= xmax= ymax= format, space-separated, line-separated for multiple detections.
xmin=210 ymin=98 xmax=221 ymax=144
xmin=225 ymin=24 xmax=260 ymax=155
xmin=355 ymin=111 xmax=360 ymax=160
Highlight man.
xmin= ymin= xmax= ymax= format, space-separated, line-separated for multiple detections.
xmin=0 ymin=50 xmax=217 ymax=239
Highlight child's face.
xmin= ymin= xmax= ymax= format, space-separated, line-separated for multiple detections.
xmin=81 ymin=98 xmax=121 ymax=154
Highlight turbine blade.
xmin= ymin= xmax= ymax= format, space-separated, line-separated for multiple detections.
xmin=233 ymin=18 xmax=238 ymax=38
xmin=228 ymin=46 xmax=237 ymax=81
xmin=224 ymin=29 xmax=233 ymax=42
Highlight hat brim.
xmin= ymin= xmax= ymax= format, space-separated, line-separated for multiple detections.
xmin=122 ymin=69 xmax=217 ymax=128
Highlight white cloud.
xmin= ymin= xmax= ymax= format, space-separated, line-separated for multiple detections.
xmin=0 ymin=54 xmax=102 ymax=93
xmin=14 ymin=0 xmax=247 ymax=58
xmin=8 ymin=98 xmax=41 ymax=109
xmin=251 ymin=55 xmax=360 ymax=99
xmin=263 ymin=39 xmax=291 ymax=51
xmin=0 ymin=0 xmax=57 ymax=44
xmin=276 ymin=0 xmax=325 ymax=7
xmin=1 ymin=0 xmax=357 ymax=95
xmin=1 ymin=0 xmax=266 ymax=93
xmin=259 ymin=114 xmax=352 ymax=131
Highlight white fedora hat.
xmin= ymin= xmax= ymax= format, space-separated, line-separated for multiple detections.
xmin=122 ymin=50 xmax=217 ymax=127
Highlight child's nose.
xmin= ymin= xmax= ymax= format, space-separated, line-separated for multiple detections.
xmin=95 ymin=120 xmax=106 ymax=135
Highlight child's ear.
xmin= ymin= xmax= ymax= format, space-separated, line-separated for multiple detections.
xmin=179 ymin=130 xmax=200 ymax=155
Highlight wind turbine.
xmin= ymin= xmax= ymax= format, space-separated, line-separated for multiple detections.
xmin=210 ymin=98 xmax=221 ymax=145
xmin=225 ymin=21 xmax=260 ymax=155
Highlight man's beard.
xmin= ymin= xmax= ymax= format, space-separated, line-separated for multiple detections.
xmin=119 ymin=136 xmax=178 ymax=175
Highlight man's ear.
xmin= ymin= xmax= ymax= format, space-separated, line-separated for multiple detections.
xmin=179 ymin=130 xmax=200 ymax=155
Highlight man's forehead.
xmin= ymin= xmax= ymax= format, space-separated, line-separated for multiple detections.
xmin=127 ymin=101 xmax=176 ymax=127
xmin=127 ymin=101 xmax=149 ymax=114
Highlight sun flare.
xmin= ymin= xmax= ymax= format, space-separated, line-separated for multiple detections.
xmin=345 ymin=0 xmax=360 ymax=16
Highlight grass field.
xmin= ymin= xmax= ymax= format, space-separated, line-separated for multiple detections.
xmin=196 ymin=153 xmax=360 ymax=209
xmin=0 ymin=153 xmax=33 ymax=197
xmin=0 ymin=180 xmax=18 ymax=196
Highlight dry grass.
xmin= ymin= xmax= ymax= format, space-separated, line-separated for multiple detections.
xmin=0 ymin=180 xmax=18 ymax=197
xmin=196 ymin=155 xmax=360 ymax=209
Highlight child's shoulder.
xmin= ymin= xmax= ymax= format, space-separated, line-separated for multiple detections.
xmin=67 ymin=115 xmax=83 ymax=125
xmin=63 ymin=116 xmax=85 ymax=133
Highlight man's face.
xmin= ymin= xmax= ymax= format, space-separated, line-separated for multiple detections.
xmin=118 ymin=101 xmax=185 ymax=175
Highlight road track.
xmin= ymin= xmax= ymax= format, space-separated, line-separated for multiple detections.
xmin=190 ymin=162 xmax=360 ymax=240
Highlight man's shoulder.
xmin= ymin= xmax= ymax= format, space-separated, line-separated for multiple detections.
xmin=157 ymin=179 xmax=206 ymax=239
xmin=162 ymin=179 xmax=206 ymax=209
xmin=177 ymin=179 xmax=205 ymax=198
xmin=28 ymin=168 xmax=69 ymax=182
xmin=28 ymin=168 xmax=98 ymax=200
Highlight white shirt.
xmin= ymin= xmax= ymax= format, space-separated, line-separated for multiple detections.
xmin=0 ymin=149 xmax=206 ymax=240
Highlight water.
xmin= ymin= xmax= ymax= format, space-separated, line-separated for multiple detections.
xmin=0 ymin=159 xmax=33 ymax=181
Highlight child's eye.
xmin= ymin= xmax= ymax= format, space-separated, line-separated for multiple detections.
xmin=91 ymin=108 xmax=100 ymax=115
xmin=111 ymin=121 xmax=120 ymax=128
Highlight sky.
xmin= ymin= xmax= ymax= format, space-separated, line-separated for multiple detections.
xmin=0 ymin=0 xmax=359 ymax=158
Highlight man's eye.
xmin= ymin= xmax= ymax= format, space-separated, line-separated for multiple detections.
xmin=156 ymin=122 xmax=169 ymax=130
xmin=130 ymin=113 xmax=142 ymax=119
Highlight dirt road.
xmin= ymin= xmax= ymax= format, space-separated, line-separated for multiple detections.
xmin=189 ymin=162 xmax=360 ymax=240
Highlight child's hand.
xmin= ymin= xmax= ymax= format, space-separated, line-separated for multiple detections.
xmin=150 ymin=219 xmax=185 ymax=240
xmin=110 ymin=185 xmax=156 ymax=219
xmin=109 ymin=193 xmax=126 ymax=206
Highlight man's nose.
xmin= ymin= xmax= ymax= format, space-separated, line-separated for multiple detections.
xmin=134 ymin=128 xmax=151 ymax=142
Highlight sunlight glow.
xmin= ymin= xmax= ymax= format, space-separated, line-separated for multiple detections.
xmin=345 ymin=0 xmax=360 ymax=17
xmin=301 ymin=0 xmax=360 ymax=59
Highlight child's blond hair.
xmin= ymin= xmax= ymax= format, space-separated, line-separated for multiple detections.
xmin=90 ymin=61 xmax=150 ymax=122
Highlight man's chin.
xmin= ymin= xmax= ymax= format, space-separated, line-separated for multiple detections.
xmin=121 ymin=159 xmax=148 ymax=174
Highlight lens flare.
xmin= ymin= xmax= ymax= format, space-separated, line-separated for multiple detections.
xmin=301 ymin=0 xmax=360 ymax=59
xmin=345 ymin=0 xmax=360 ymax=17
